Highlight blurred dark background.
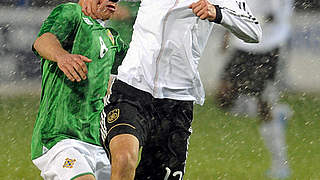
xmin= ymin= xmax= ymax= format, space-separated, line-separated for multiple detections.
xmin=0 ymin=0 xmax=77 ymax=7
xmin=1 ymin=0 xmax=319 ymax=9
xmin=0 ymin=0 xmax=319 ymax=91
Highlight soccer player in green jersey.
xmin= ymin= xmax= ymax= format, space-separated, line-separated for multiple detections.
xmin=31 ymin=0 xmax=127 ymax=179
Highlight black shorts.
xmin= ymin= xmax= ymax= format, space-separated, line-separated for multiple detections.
xmin=100 ymin=80 xmax=193 ymax=180
xmin=221 ymin=48 xmax=279 ymax=96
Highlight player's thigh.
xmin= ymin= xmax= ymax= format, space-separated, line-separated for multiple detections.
xmin=220 ymin=50 xmax=249 ymax=95
xmin=225 ymin=49 xmax=278 ymax=96
xmin=245 ymin=50 xmax=279 ymax=96
xmin=33 ymin=141 xmax=96 ymax=180
xmin=94 ymin=147 xmax=111 ymax=180
xmin=100 ymin=80 xmax=150 ymax=154
xmin=165 ymin=100 xmax=193 ymax=174
xmin=73 ymin=174 xmax=95 ymax=180
xmin=136 ymin=99 xmax=193 ymax=180
xmin=108 ymin=133 xmax=140 ymax=172
xmin=49 ymin=148 xmax=94 ymax=180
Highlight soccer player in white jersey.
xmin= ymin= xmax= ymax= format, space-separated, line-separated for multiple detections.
xmin=215 ymin=0 xmax=293 ymax=178
xmin=82 ymin=0 xmax=261 ymax=179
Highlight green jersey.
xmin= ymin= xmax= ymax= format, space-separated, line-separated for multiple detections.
xmin=31 ymin=3 xmax=128 ymax=160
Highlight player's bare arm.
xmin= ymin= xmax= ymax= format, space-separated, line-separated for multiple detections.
xmin=189 ymin=0 xmax=217 ymax=21
xmin=33 ymin=32 xmax=92 ymax=82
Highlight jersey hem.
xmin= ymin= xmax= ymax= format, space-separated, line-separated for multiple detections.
xmin=31 ymin=138 xmax=102 ymax=160
xmin=117 ymin=76 xmax=202 ymax=104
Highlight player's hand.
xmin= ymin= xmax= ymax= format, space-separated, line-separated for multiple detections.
xmin=189 ymin=0 xmax=217 ymax=21
xmin=82 ymin=0 xmax=100 ymax=19
xmin=56 ymin=54 xmax=92 ymax=82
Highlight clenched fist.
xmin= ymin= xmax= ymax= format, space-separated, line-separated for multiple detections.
xmin=189 ymin=0 xmax=217 ymax=21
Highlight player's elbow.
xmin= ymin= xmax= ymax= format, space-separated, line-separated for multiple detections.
xmin=33 ymin=37 xmax=41 ymax=52
xmin=33 ymin=33 xmax=48 ymax=52
xmin=245 ymin=26 xmax=262 ymax=43
xmin=252 ymin=28 xmax=262 ymax=43
xmin=247 ymin=33 xmax=261 ymax=43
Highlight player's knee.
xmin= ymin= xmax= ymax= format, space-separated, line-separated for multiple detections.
xmin=112 ymin=150 xmax=138 ymax=172
xmin=257 ymin=101 xmax=271 ymax=121
xmin=110 ymin=134 xmax=139 ymax=172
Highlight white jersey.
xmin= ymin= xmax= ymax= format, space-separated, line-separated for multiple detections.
xmin=118 ymin=0 xmax=262 ymax=105
xmin=232 ymin=0 xmax=293 ymax=52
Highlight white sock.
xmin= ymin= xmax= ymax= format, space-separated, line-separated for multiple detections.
xmin=260 ymin=107 xmax=290 ymax=170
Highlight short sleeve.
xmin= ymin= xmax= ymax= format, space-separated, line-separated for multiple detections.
xmin=32 ymin=3 xmax=81 ymax=67
xmin=110 ymin=30 xmax=129 ymax=75
xmin=37 ymin=3 xmax=81 ymax=44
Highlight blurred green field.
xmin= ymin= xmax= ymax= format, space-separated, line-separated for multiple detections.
xmin=0 ymin=92 xmax=319 ymax=179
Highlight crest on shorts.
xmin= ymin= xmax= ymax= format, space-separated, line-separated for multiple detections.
xmin=107 ymin=108 xmax=120 ymax=123
xmin=63 ymin=158 xmax=77 ymax=168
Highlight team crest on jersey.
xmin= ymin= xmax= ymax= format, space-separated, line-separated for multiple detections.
xmin=107 ymin=29 xmax=115 ymax=45
xmin=63 ymin=158 xmax=77 ymax=168
xmin=107 ymin=108 xmax=120 ymax=123
xmin=82 ymin=17 xmax=93 ymax=25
